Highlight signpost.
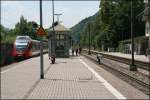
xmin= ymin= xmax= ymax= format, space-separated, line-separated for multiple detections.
xmin=36 ymin=27 xmax=46 ymax=36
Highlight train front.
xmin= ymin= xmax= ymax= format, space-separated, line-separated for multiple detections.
xmin=12 ymin=36 xmax=32 ymax=59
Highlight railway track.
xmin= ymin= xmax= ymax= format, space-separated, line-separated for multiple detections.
xmin=83 ymin=49 xmax=150 ymax=71
xmin=82 ymin=53 xmax=150 ymax=95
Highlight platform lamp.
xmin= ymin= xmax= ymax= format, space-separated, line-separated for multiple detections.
xmin=51 ymin=0 xmax=56 ymax=57
xmin=88 ymin=23 xmax=91 ymax=55
xmin=130 ymin=0 xmax=137 ymax=71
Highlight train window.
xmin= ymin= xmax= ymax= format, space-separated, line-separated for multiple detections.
xmin=16 ymin=39 xmax=27 ymax=43
xmin=16 ymin=45 xmax=27 ymax=51
xmin=17 ymin=37 xmax=27 ymax=40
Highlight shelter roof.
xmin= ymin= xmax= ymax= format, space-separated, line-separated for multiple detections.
xmin=49 ymin=23 xmax=70 ymax=32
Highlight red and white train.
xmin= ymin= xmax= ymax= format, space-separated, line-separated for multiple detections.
xmin=12 ymin=36 xmax=47 ymax=59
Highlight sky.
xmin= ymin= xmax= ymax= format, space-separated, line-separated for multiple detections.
xmin=1 ymin=0 xmax=100 ymax=29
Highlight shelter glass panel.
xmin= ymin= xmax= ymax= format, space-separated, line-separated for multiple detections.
xmin=60 ymin=34 xmax=65 ymax=40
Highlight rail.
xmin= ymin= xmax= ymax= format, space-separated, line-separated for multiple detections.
xmin=82 ymin=49 xmax=150 ymax=71
xmin=82 ymin=51 xmax=150 ymax=94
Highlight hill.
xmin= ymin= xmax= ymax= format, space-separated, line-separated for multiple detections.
xmin=70 ymin=11 xmax=99 ymax=43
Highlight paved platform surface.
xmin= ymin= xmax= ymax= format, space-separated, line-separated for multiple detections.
xmin=1 ymin=54 xmax=149 ymax=99
xmin=1 ymin=54 xmax=50 ymax=99
xmin=27 ymin=57 xmax=117 ymax=99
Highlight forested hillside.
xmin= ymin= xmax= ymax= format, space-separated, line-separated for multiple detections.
xmin=70 ymin=12 xmax=99 ymax=43
xmin=71 ymin=0 xmax=145 ymax=51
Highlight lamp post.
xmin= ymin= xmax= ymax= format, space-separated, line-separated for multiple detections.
xmin=52 ymin=0 xmax=54 ymax=27
xmin=88 ymin=23 xmax=91 ymax=55
xmin=52 ymin=0 xmax=56 ymax=57
xmin=39 ymin=0 xmax=44 ymax=79
xmin=148 ymin=0 xmax=150 ymax=49
xmin=130 ymin=0 xmax=137 ymax=71
xmin=147 ymin=0 xmax=150 ymax=62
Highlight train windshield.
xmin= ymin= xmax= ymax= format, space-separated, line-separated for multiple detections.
xmin=16 ymin=45 xmax=27 ymax=51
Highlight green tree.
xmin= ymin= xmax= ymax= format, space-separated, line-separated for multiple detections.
xmin=68 ymin=0 xmax=145 ymax=51
xmin=27 ymin=21 xmax=39 ymax=39
xmin=1 ymin=15 xmax=40 ymax=43
xmin=14 ymin=16 xmax=39 ymax=40
xmin=98 ymin=0 xmax=145 ymax=50
xmin=13 ymin=16 xmax=26 ymax=35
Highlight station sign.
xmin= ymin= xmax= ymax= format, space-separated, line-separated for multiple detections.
xmin=36 ymin=27 xmax=46 ymax=36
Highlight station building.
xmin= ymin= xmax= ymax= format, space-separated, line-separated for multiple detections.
xmin=119 ymin=36 xmax=148 ymax=55
xmin=48 ymin=23 xmax=71 ymax=58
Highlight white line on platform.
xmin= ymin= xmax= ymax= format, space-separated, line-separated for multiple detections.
xmin=0 ymin=56 xmax=39 ymax=74
xmin=80 ymin=59 xmax=126 ymax=100
xmin=0 ymin=65 xmax=21 ymax=74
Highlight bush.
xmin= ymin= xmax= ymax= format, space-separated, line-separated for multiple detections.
xmin=117 ymin=42 xmax=125 ymax=53
xmin=0 ymin=43 xmax=14 ymax=66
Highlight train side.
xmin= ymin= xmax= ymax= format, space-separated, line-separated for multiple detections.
xmin=12 ymin=36 xmax=47 ymax=59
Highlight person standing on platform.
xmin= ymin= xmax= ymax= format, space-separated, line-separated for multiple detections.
xmin=72 ymin=48 xmax=74 ymax=56
xmin=79 ymin=47 xmax=82 ymax=56
xmin=75 ymin=48 xmax=78 ymax=56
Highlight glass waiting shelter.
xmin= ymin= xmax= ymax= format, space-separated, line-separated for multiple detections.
xmin=48 ymin=23 xmax=70 ymax=58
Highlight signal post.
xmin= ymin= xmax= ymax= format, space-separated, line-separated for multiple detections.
xmin=36 ymin=0 xmax=46 ymax=79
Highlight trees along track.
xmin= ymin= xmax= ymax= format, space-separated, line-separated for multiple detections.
xmin=82 ymin=49 xmax=150 ymax=95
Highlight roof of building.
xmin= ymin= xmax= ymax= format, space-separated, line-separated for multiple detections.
xmin=120 ymin=36 xmax=148 ymax=43
xmin=49 ymin=23 xmax=70 ymax=32
xmin=142 ymin=4 xmax=150 ymax=21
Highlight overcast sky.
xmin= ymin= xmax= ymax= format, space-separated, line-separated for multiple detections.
xmin=1 ymin=1 xmax=99 ymax=29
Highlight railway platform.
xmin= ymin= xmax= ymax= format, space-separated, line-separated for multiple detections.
xmin=1 ymin=54 xmax=149 ymax=99
xmin=98 ymin=51 xmax=149 ymax=63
